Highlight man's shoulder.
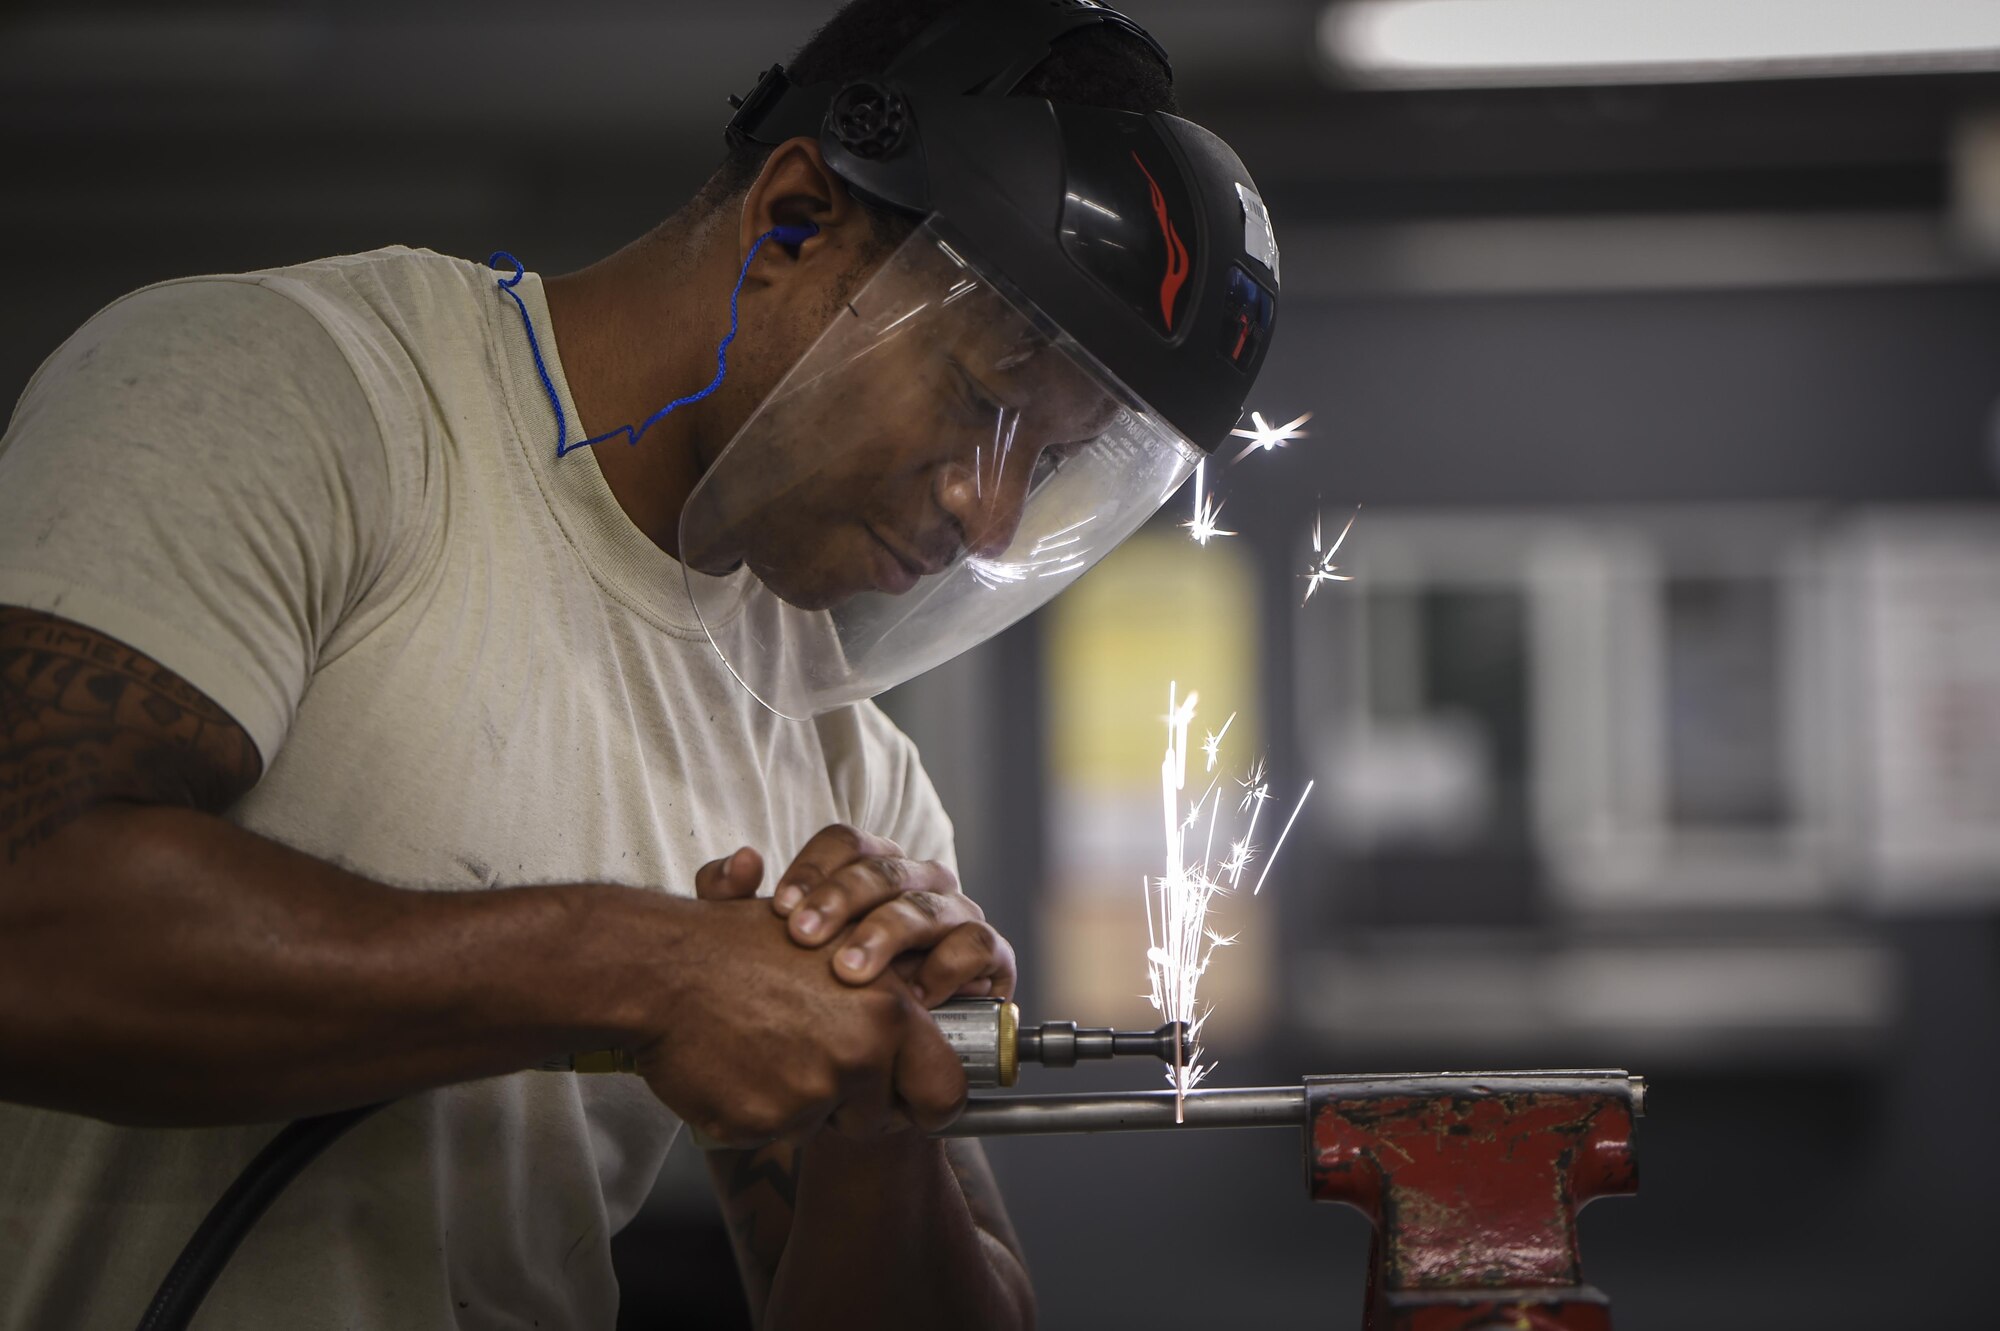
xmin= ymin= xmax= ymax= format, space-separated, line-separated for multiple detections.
xmin=15 ymin=273 xmax=374 ymax=430
xmin=210 ymin=247 xmax=501 ymax=439
xmin=105 ymin=247 xmax=469 ymax=315
xmin=254 ymin=244 xmax=474 ymax=291
xmin=244 ymin=246 xmax=489 ymax=341
xmin=65 ymin=247 xmax=485 ymax=394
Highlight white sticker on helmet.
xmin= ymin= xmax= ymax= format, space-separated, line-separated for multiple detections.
xmin=1236 ymin=181 xmax=1280 ymax=287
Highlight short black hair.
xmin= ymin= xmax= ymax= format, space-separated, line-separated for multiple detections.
xmin=697 ymin=0 xmax=1177 ymax=231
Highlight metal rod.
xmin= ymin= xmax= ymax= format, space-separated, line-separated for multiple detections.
xmin=934 ymin=1086 xmax=1308 ymax=1137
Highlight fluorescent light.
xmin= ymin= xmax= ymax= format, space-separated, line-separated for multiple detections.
xmin=1321 ymin=0 xmax=2000 ymax=88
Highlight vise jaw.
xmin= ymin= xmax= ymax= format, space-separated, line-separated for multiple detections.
xmin=1305 ymin=1071 xmax=1643 ymax=1331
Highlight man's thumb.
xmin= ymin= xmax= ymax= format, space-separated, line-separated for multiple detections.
xmin=694 ymin=847 xmax=764 ymax=901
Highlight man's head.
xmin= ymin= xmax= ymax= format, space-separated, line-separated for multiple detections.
xmin=681 ymin=0 xmax=1178 ymax=608
xmin=662 ymin=0 xmax=1280 ymax=718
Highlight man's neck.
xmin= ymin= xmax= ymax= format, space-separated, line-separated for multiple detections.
xmin=542 ymin=222 xmax=728 ymax=558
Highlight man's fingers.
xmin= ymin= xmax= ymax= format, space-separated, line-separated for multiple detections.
xmin=828 ymin=1062 xmax=904 ymax=1139
xmin=830 ymin=889 xmax=984 ymax=986
xmin=693 ymin=847 xmax=765 ymax=902
xmin=910 ymin=921 xmax=1016 ymax=1006
xmin=893 ymin=997 xmax=968 ymax=1134
xmin=770 ymin=824 xmax=904 ymax=917
xmin=788 ymin=856 xmax=961 ymax=948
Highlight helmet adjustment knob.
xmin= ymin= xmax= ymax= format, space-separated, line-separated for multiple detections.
xmin=829 ymin=81 xmax=909 ymax=159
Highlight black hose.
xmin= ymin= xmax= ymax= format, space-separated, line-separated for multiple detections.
xmin=133 ymin=1102 xmax=387 ymax=1331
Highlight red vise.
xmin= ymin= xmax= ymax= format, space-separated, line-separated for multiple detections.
xmin=1305 ymin=1071 xmax=1642 ymax=1331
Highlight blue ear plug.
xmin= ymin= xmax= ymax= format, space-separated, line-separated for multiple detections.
xmin=490 ymin=221 xmax=822 ymax=459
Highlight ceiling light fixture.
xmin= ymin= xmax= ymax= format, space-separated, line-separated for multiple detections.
xmin=1321 ymin=0 xmax=2000 ymax=88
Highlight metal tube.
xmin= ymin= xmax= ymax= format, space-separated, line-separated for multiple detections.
xmin=934 ymin=1086 xmax=1308 ymax=1137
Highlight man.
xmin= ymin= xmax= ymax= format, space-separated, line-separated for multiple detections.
xmin=0 ymin=0 xmax=1278 ymax=1327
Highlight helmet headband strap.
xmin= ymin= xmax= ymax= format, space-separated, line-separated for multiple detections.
xmin=724 ymin=0 xmax=1170 ymax=150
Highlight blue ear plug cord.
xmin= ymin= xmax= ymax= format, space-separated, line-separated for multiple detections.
xmin=488 ymin=222 xmax=819 ymax=460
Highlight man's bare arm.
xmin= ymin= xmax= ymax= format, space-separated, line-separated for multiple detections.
xmin=0 ymin=605 xmax=263 ymax=861
xmin=708 ymin=1134 xmax=1032 ymax=1331
xmin=944 ymin=1136 xmax=1029 ymax=1276
xmin=710 ymin=1140 xmax=802 ymax=1321
xmin=0 ymin=607 xmax=976 ymax=1143
xmin=0 ymin=608 xmax=704 ymax=1125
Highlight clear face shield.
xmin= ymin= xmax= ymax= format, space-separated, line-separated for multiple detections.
xmin=679 ymin=219 xmax=1203 ymax=719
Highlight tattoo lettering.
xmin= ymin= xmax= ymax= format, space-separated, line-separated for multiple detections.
xmin=709 ymin=1141 xmax=801 ymax=1316
xmin=0 ymin=608 xmax=261 ymax=863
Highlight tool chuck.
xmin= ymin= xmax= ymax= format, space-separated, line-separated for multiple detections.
xmin=931 ymin=997 xmax=1189 ymax=1087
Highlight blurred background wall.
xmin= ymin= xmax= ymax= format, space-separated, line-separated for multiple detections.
xmin=7 ymin=2 xmax=2000 ymax=1327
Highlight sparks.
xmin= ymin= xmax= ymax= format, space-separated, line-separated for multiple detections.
xmin=1143 ymin=687 xmax=1312 ymax=1122
xmin=1236 ymin=757 xmax=1270 ymax=814
xmin=1182 ymin=460 xmax=1236 ymax=546
xmin=1227 ymin=409 xmax=1311 ymax=464
xmin=1300 ymin=505 xmax=1360 ymax=605
xmin=964 ymin=514 xmax=1102 ymax=589
xmin=1221 ymin=838 xmax=1254 ymax=883
xmin=1201 ymin=712 xmax=1236 ymax=772
xmin=1251 ymin=780 xmax=1314 ymax=896
xmin=1225 ymin=760 xmax=1272 ymax=887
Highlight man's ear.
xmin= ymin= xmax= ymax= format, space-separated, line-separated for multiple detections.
xmin=737 ymin=137 xmax=866 ymax=276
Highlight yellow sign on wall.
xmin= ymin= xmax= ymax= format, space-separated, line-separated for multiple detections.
xmin=1041 ymin=531 xmax=1274 ymax=1037
xmin=1048 ymin=532 xmax=1261 ymax=788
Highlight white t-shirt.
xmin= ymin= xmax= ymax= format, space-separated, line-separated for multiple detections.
xmin=0 ymin=247 xmax=955 ymax=1331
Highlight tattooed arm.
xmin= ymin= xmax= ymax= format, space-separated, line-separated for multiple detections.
xmin=710 ymin=1140 xmax=802 ymax=1320
xmin=708 ymin=1133 xmax=1033 ymax=1330
xmin=0 ymin=606 xmax=264 ymax=861
xmin=0 ymin=607 xmax=811 ymax=1128
xmin=0 ymin=605 xmax=618 ymax=1122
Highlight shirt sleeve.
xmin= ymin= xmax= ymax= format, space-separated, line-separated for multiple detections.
xmin=0 ymin=277 xmax=396 ymax=766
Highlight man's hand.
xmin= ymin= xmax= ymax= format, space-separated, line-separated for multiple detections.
xmin=635 ymin=890 xmax=967 ymax=1146
xmin=694 ymin=824 xmax=1015 ymax=1006
xmin=692 ymin=832 xmax=1033 ymax=1331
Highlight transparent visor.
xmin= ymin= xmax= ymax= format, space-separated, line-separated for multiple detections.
xmin=679 ymin=218 xmax=1202 ymax=719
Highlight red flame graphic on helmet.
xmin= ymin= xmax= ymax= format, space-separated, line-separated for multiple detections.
xmin=1131 ymin=150 xmax=1190 ymax=332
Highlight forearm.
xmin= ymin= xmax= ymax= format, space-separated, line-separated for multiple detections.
xmin=761 ymin=1132 xmax=1033 ymax=1331
xmin=0 ymin=802 xmax=676 ymax=1126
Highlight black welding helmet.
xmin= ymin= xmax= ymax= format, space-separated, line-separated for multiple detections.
xmin=680 ymin=0 xmax=1282 ymax=718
